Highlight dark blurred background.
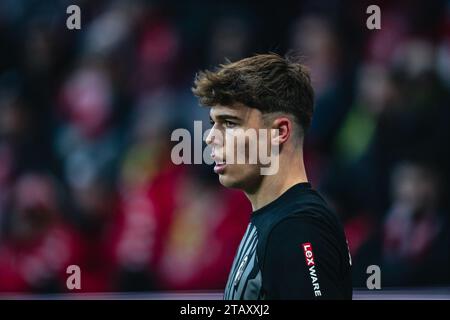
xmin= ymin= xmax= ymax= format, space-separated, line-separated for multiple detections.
xmin=0 ymin=0 xmax=449 ymax=294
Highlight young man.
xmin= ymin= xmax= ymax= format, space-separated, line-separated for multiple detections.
xmin=192 ymin=53 xmax=352 ymax=299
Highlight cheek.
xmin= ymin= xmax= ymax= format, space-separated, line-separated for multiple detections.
xmin=224 ymin=132 xmax=253 ymax=163
xmin=228 ymin=163 xmax=260 ymax=179
xmin=223 ymin=132 xmax=239 ymax=162
xmin=218 ymin=163 xmax=262 ymax=190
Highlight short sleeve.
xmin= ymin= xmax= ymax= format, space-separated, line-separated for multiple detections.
xmin=262 ymin=217 xmax=345 ymax=299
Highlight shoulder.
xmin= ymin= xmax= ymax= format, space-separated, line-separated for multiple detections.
xmin=287 ymin=188 xmax=334 ymax=219
xmin=252 ymin=188 xmax=344 ymax=264
xmin=260 ymin=215 xmax=345 ymax=271
xmin=266 ymin=216 xmax=330 ymax=252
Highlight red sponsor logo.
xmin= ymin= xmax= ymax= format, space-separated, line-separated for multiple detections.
xmin=302 ymin=242 xmax=315 ymax=266
xmin=301 ymin=242 xmax=322 ymax=297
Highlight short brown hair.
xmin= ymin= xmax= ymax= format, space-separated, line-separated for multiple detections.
xmin=192 ymin=53 xmax=314 ymax=132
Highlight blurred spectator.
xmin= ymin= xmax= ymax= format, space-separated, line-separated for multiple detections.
xmin=153 ymin=166 xmax=251 ymax=290
xmin=55 ymin=59 xmax=122 ymax=192
xmin=206 ymin=15 xmax=252 ymax=66
xmin=382 ymin=162 xmax=450 ymax=286
xmin=0 ymin=173 xmax=78 ymax=292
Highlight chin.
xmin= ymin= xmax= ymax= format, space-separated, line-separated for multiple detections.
xmin=218 ymin=174 xmax=238 ymax=188
xmin=218 ymin=170 xmax=260 ymax=191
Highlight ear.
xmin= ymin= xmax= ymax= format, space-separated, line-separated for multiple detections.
xmin=271 ymin=117 xmax=292 ymax=146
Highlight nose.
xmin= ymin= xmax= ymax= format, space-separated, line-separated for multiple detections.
xmin=205 ymin=127 xmax=216 ymax=145
xmin=205 ymin=125 xmax=224 ymax=148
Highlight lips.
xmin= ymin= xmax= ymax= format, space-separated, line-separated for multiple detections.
xmin=213 ymin=160 xmax=227 ymax=174
xmin=211 ymin=149 xmax=226 ymax=174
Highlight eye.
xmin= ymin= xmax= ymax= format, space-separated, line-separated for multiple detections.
xmin=224 ymin=121 xmax=236 ymax=128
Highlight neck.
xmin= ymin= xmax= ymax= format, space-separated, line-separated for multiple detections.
xmin=245 ymin=152 xmax=308 ymax=211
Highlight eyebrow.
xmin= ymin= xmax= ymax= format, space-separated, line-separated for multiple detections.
xmin=210 ymin=114 xmax=241 ymax=122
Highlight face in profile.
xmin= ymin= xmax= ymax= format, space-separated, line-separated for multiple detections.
xmin=206 ymin=103 xmax=276 ymax=192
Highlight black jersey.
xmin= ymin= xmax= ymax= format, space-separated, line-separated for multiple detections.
xmin=223 ymin=182 xmax=352 ymax=300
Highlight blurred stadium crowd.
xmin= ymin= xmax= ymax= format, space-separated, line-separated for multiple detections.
xmin=0 ymin=0 xmax=449 ymax=294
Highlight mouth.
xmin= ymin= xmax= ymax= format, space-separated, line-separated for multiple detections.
xmin=213 ymin=160 xmax=227 ymax=174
